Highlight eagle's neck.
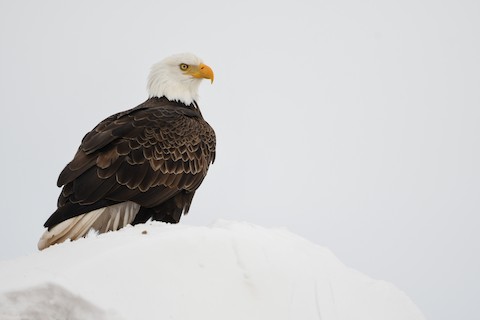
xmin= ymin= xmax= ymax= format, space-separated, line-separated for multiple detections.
xmin=148 ymin=82 xmax=200 ymax=106
xmin=145 ymin=96 xmax=202 ymax=117
xmin=147 ymin=66 xmax=201 ymax=106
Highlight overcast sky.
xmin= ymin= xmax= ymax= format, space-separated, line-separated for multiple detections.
xmin=1 ymin=1 xmax=479 ymax=320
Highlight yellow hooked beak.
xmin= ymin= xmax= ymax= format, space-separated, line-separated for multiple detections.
xmin=187 ymin=63 xmax=214 ymax=83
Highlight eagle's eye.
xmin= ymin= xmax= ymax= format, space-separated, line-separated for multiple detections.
xmin=179 ymin=63 xmax=189 ymax=71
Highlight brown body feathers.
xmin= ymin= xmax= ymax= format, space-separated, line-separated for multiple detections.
xmin=39 ymin=96 xmax=215 ymax=249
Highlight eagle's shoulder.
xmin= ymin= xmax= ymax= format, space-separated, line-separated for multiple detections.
xmin=57 ymin=97 xmax=215 ymax=188
xmin=79 ymin=97 xmax=205 ymax=154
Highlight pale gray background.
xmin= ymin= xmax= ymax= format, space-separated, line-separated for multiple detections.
xmin=1 ymin=1 xmax=479 ymax=319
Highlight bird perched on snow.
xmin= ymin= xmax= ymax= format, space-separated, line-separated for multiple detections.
xmin=38 ymin=53 xmax=216 ymax=250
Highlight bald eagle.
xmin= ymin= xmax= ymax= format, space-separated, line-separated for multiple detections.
xmin=38 ymin=53 xmax=216 ymax=250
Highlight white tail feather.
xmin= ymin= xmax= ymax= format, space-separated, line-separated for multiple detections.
xmin=38 ymin=201 xmax=140 ymax=250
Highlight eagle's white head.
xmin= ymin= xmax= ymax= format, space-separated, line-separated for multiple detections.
xmin=147 ymin=53 xmax=214 ymax=105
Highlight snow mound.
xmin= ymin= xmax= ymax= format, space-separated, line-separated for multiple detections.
xmin=0 ymin=221 xmax=425 ymax=320
xmin=0 ymin=283 xmax=121 ymax=320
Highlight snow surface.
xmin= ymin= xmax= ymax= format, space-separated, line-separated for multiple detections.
xmin=0 ymin=221 xmax=425 ymax=320
xmin=0 ymin=283 xmax=121 ymax=320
